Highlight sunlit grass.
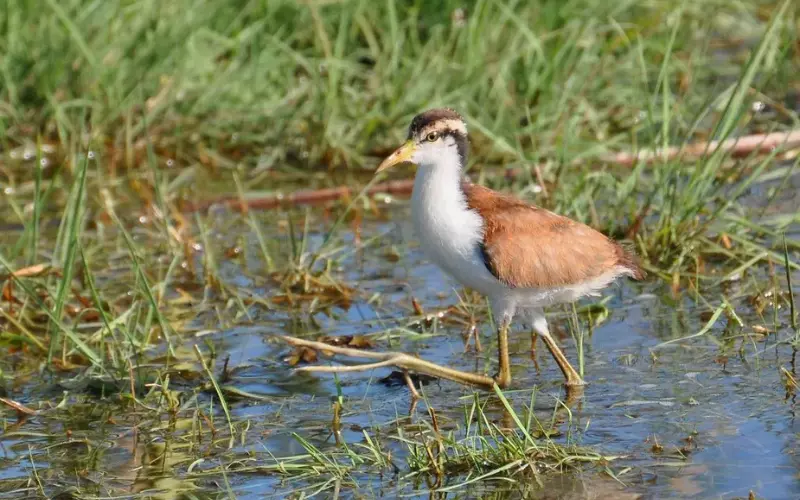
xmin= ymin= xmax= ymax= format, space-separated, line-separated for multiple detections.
xmin=0 ymin=0 xmax=799 ymax=497
xmin=2 ymin=0 xmax=797 ymax=273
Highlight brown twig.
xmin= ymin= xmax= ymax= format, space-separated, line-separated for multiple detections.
xmin=182 ymin=180 xmax=416 ymax=213
xmin=185 ymin=130 xmax=800 ymax=212
xmin=606 ymin=129 xmax=800 ymax=166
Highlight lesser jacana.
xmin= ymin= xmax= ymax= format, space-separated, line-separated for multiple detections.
xmin=289 ymin=108 xmax=645 ymax=393
xmin=377 ymin=108 xmax=644 ymax=388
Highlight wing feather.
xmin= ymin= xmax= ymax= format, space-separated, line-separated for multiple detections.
xmin=463 ymin=183 xmax=644 ymax=288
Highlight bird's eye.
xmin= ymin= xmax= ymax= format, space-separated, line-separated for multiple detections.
xmin=425 ymin=132 xmax=438 ymax=142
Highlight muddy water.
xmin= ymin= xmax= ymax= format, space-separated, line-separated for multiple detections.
xmin=1 ymin=195 xmax=799 ymax=499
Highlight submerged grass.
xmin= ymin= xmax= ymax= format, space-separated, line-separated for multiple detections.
xmin=1 ymin=0 xmax=799 ymax=497
xmin=171 ymin=388 xmax=602 ymax=497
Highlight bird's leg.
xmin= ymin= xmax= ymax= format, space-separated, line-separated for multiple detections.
xmin=529 ymin=330 xmax=540 ymax=373
xmin=531 ymin=311 xmax=584 ymax=387
xmin=494 ymin=321 xmax=512 ymax=389
xmin=281 ymin=336 xmax=497 ymax=389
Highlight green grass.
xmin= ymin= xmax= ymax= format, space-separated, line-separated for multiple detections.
xmin=1 ymin=0 xmax=800 ymax=497
xmin=2 ymin=0 xmax=797 ymax=265
xmin=163 ymin=388 xmax=604 ymax=496
xmin=2 ymin=0 xmax=797 ymax=167
xmin=402 ymin=387 xmax=609 ymax=489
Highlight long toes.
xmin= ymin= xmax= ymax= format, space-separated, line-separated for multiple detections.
xmin=493 ymin=374 xmax=511 ymax=389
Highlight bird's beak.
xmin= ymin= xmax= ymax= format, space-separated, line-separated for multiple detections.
xmin=375 ymin=140 xmax=416 ymax=174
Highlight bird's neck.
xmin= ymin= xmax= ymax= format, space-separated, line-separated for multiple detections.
xmin=411 ymin=155 xmax=483 ymax=260
xmin=412 ymin=156 xmax=468 ymax=215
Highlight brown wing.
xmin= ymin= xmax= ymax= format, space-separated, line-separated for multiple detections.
xmin=463 ymin=183 xmax=644 ymax=288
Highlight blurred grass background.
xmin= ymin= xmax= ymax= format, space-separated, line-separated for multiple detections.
xmin=2 ymin=0 xmax=797 ymax=173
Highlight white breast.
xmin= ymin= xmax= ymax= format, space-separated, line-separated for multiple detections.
xmin=410 ymin=164 xmax=501 ymax=296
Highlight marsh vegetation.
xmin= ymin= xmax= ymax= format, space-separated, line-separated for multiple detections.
xmin=1 ymin=0 xmax=799 ymax=498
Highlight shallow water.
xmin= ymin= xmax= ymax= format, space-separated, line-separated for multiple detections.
xmin=1 ymin=191 xmax=799 ymax=499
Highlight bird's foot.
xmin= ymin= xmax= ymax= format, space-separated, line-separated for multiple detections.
xmin=493 ymin=372 xmax=511 ymax=389
xmin=563 ymin=380 xmax=585 ymax=406
xmin=565 ymin=378 xmax=586 ymax=387
xmin=280 ymin=335 xmax=497 ymax=393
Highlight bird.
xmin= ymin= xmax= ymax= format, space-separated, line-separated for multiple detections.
xmin=370 ymin=108 xmax=646 ymax=390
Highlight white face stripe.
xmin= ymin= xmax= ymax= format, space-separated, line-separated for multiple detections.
xmin=437 ymin=119 xmax=467 ymax=135
xmin=418 ymin=119 xmax=467 ymax=139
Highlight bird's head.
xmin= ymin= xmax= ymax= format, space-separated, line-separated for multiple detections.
xmin=376 ymin=108 xmax=468 ymax=173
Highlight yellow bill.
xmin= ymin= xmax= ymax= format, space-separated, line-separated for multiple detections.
xmin=375 ymin=140 xmax=416 ymax=174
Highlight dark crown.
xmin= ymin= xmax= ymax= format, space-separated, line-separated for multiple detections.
xmin=408 ymin=108 xmax=464 ymax=137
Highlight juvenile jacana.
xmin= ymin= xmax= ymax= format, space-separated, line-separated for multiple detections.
xmin=374 ymin=108 xmax=645 ymax=389
xmin=288 ymin=108 xmax=644 ymax=393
